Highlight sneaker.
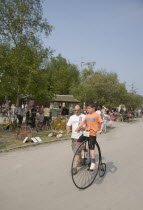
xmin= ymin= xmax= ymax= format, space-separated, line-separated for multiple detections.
xmin=89 ymin=163 xmax=96 ymax=171
xmin=72 ymin=168 xmax=77 ymax=175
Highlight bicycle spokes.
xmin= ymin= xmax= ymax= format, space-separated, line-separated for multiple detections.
xmin=71 ymin=140 xmax=100 ymax=189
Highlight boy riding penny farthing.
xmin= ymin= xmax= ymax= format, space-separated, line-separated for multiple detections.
xmin=71 ymin=102 xmax=106 ymax=189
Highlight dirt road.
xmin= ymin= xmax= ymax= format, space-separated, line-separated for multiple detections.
xmin=0 ymin=119 xmax=143 ymax=210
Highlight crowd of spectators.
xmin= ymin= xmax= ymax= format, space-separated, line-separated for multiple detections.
xmin=83 ymin=104 xmax=143 ymax=132
xmin=0 ymin=103 xmax=73 ymax=129
xmin=0 ymin=103 xmax=143 ymax=131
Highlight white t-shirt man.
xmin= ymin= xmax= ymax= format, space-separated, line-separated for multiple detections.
xmin=43 ymin=107 xmax=50 ymax=117
xmin=66 ymin=114 xmax=85 ymax=139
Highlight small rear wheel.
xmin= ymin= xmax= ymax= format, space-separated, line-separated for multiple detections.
xmin=99 ymin=163 xmax=106 ymax=177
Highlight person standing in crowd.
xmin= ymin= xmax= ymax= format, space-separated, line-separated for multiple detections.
xmin=103 ymin=110 xmax=110 ymax=132
xmin=2 ymin=103 xmax=6 ymax=116
xmin=137 ymin=109 xmax=142 ymax=118
xmin=35 ymin=112 xmax=44 ymax=131
xmin=101 ymin=105 xmax=107 ymax=115
xmin=96 ymin=106 xmax=102 ymax=116
xmin=69 ymin=105 xmax=74 ymax=116
xmin=43 ymin=104 xmax=50 ymax=126
xmin=56 ymin=106 xmax=62 ymax=116
xmin=26 ymin=107 xmax=31 ymax=126
xmin=11 ymin=104 xmax=16 ymax=117
xmin=120 ymin=106 xmax=124 ymax=115
xmin=16 ymin=105 xmax=24 ymax=127
xmin=109 ymin=112 xmax=115 ymax=127
xmin=112 ymin=107 xmax=117 ymax=113
xmin=40 ymin=105 xmax=44 ymax=113
xmin=31 ymin=105 xmax=37 ymax=128
xmin=66 ymin=105 xmax=86 ymax=175
xmin=62 ymin=106 xmax=68 ymax=116
xmin=83 ymin=106 xmax=88 ymax=114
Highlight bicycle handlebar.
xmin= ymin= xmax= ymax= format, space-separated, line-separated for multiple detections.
xmin=85 ymin=129 xmax=102 ymax=134
xmin=86 ymin=129 xmax=96 ymax=132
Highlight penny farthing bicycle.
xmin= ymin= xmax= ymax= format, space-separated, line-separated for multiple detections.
xmin=71 ymin=130 xmax=106 ymax=189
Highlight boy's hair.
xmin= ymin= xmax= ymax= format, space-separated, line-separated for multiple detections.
xmin=86 ymin=102 xmax=97 ymax=108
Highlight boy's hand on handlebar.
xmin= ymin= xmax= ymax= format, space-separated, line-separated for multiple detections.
xmin=97 ymin=130 xmax=102 ymax=135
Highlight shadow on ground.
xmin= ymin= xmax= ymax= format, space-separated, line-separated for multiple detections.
xmin=94 ymin=161 xmax=118 ymax=185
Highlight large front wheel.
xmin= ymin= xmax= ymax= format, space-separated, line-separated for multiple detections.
xmin=71 ymin=140 xmax=100 ymax=189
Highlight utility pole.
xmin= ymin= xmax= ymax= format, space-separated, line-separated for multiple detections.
xmin=74 ymin=57 xmax=85 ymax=71
xmin=80 ymin=61 xmax=85 ymax=71
xmin=131 ymin=83 xmax=138 ymax=94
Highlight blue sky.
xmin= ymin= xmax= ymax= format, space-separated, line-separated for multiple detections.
xmin=42 ymin=0 xmax=143 ymax=95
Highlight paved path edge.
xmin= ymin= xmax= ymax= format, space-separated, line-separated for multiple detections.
xmin=0 ymin=138 xmax=70 ymax=153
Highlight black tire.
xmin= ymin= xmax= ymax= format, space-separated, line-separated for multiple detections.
xmin=99 ymin=163 xmax=106 ymax=177
xmin=71 ymin=140 xmax=100 ymax=189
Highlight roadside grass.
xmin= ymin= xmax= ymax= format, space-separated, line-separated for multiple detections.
xmin=0 ymin=127 xmax=70 ymax=151
xmin=0 ymin=118 xmax=139 ymax=151
xmin=0 ymin=140 xmax=24 ymax=150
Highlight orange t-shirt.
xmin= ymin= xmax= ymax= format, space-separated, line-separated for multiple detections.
xmin=82 ymin=112 xmax=103 ymax=136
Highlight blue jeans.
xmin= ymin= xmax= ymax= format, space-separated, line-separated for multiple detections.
xmin=103 ymin=119 xmax=108 ymax=130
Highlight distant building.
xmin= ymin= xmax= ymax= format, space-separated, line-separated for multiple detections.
xmin=51 ymin=95 xmax=80 ymax=108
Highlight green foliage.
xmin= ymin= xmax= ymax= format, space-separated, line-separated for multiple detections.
xmin=125 ymin=93 xmax=143 ymax=109
xmin=0 ymin=43 xmax=54 ymax=103
xmin=70 ymin=69 xmax=143 ymax=109
xmin=0 ymin=0 xmax=53 ymax=46
xmin=0 ymin=0 xmax=53 ymax=104
xmin=45 ymin=54 xmax=80 ymax=95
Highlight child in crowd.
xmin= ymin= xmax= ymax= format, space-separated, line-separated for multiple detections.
xmin=109 ymin=112 xmax=115 ymax=127
xmin=103 ymin=110 xmax=110 ymax=132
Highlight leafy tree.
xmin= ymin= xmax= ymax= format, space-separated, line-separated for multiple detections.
xmin=0 ymin=43 xmax=54 ymax=104
xmin=125 ymin=93 xmax=143 ymax=110
xmin=0 ymin=0 xmax=53 ymax=105
xmin=70 ymin=70 xmax=129 ymax=107
xmin=45 ymin=54 xmax=80 ymax=95
xmin=0 ymin=0 xmax=53 ymax=46
xmin=70 ymin=67 xmax=143 ymax=109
